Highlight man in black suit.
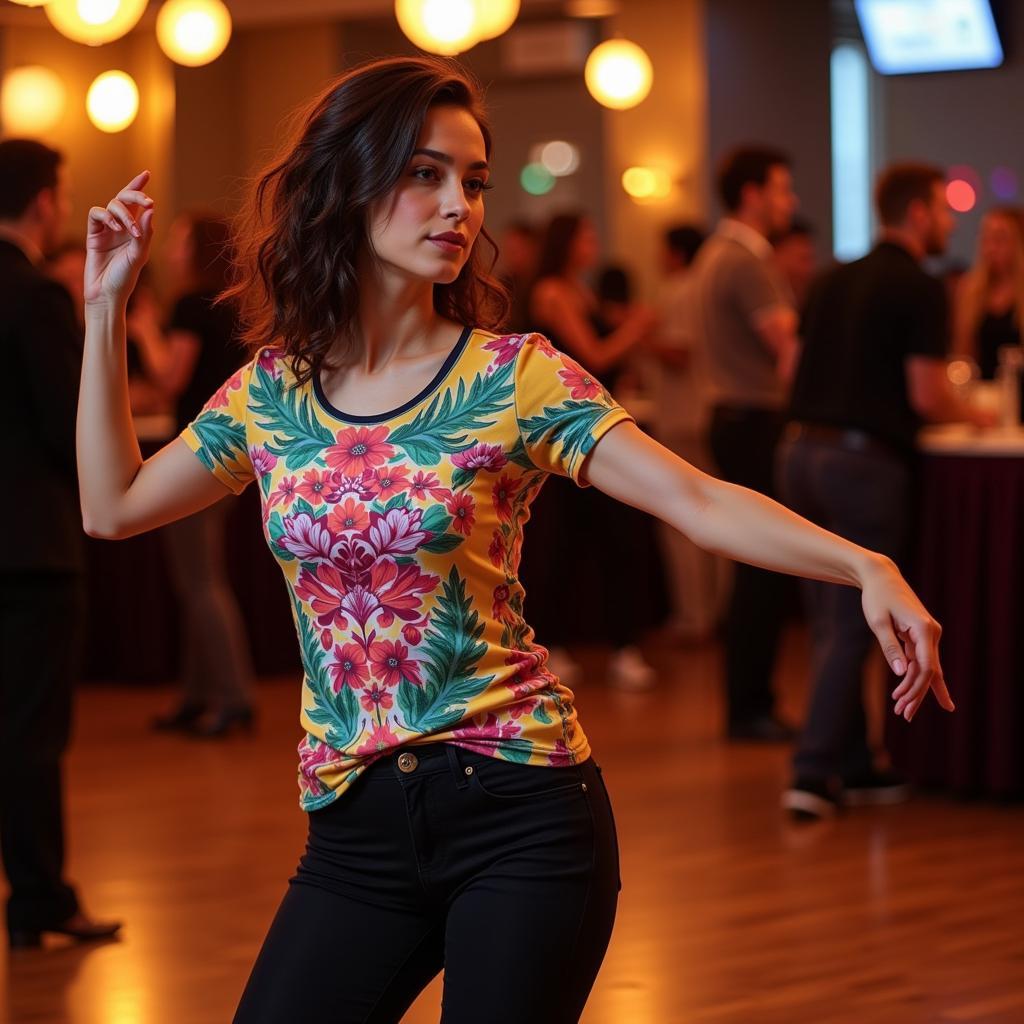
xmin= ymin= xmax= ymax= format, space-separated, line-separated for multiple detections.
xmin=0 ymin=139 xmax=121 ymax=948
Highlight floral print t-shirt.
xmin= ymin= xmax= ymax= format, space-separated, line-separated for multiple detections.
xmin=180 ymin=328 xmax=633 ymax=810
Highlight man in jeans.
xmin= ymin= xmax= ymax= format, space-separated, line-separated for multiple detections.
xmin=779 ymin=163 xmax=993 ymax=820
xmin=693 ymin=146 xmax=800 ymax=741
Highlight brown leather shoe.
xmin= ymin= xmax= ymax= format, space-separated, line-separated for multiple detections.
xmin=8 ymin=911 xmax=122 ymax=949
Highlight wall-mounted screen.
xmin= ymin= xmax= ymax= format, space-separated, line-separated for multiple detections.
xmin=855 ymin=0 xmax=1003 ymax=74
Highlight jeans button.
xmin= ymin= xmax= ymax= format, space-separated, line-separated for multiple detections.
xmin=397 ymin=752 xmax=418 ymax=774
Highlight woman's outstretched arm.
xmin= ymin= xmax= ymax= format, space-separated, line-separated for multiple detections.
xmin=77 ymin=171 xmax=232 ymax=540
xmin=581 ymin=420 xmax=953 ymax=724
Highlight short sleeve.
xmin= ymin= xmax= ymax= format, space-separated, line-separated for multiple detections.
xmin=177 ymin=352 xmax=256 ymax=494
xmin=514 ymin=333 xmax=634 ymax=485
xmin=730 ymin=251 xmax=789 ymax=326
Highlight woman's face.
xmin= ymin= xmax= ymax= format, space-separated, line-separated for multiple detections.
xmin=368 ymin=103 xmax=489 ymax=286
xmin=570 ymin=219 xmax=600 ymax=272
xmin=979 ymin=213 xmax=1019 ymax=276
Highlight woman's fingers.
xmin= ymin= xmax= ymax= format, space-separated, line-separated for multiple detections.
xmin=116 ymin=188 xmax=154 ymax=209
xmin=124 ymin=169 xmax=150 ymax=191
xmin=108 ymin=198 xmax=141 ymax=237
xmin=870 ymin=614 xmax=907 ymax=676
xmin=930 ymin=670 xmax=955 ymax=712
xmin=88 ymin=205 xmax=121 ymax=235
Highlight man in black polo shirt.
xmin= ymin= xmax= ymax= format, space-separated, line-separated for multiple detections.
xmin=778 ymin=163 xmax=991 ymax=820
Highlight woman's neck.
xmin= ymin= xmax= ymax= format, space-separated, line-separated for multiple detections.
xmin=342 ymin=262 xmax=446 ymax=372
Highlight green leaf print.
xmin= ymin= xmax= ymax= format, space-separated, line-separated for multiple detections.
xmin=189 ymin=412 xmax=246 ymax=478
xmin=291 ymin=591 xmax=359 ymax=747
xmin=505 ymin=435 xmax=535 ymax=472
xmin=265 ymin=512 xmax=296 ymax=560
xmin=421 ymin=532 xmax=464 ymax=554
xmin=388 ymin=360 xmax=515 ymax=466
xmin=398 ymin=567 xmax=492 ymax=732
xmin=419 ymin=505 xmax=452 ymax=536
xmin=497 ymin=738 xmax=533 ymax=763
xmin=518 ymin=400 xmax=616 ymax=475
xmin=249 ymin=363 xmax=334 ymax=470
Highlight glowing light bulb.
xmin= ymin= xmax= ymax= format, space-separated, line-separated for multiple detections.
xmin=156 ymin=0 xmax=232 ymax=67
xmin=45 ymin=0 xmax=148 ymax=46
xmin=86 ymin=70 xmax=139 ymax=133
xmin=585 ymin=39 xmax=653 ymax=111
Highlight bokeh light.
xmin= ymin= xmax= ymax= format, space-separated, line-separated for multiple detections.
xmin=1 ymin=66 xmax=67 ymax=135
xmin=7 ymin=0 xmax=51 ymax=7
xmin=538 ymin=140 xmax=580 ymax=178
xmin=156 ymin=0 xmax=232 ymax=67
xmin=946 ymin=178 xmax=976 ymax=213
xmin=621 ymin=166 xmax=671 ymax=201
xmin=473 ymin=0 xmax=519 ymax=40
xmin=584 ymin=39 xmax=653 ymax=110
xmin=45 ymin=0 xmax=148 ymax=46
xmin=86 ymin=70 xmax=139 ymax=133
xmin=520 ymin=162 xmax=555 ymax=196
xmin=395 ymin=0 xmax=479 ymax=55
xmin=991 ymin=166 xmax=1018 ymax=201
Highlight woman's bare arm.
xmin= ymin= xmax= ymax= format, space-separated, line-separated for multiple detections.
xmin=78 ymin=172 xmax=232 ymax=540
xmin=581 ymin=420 xmax=953 ymax=724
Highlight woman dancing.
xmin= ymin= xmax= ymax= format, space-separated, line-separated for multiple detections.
xmin=78 ymin=56 xmax=951 ymax=1024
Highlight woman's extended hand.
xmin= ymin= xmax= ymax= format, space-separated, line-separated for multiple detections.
xmin=85 ymin=170 xmax=155 ymax=308
xmin=859 ymin=555 xmax=955 ymax=722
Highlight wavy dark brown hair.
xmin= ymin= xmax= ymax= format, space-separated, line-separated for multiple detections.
xmin=222 ymin=55 xmax=509 ymax=384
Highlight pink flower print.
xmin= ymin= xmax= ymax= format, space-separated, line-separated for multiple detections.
xmin=257 ymin=347 xmax=284 ymax=378
xmin=296 ymin=469 xmax=333 ymax=504
xmin=276 ymin=512 xmax=335 ymax=560
xmin=368 ymin=560 xmax=439 ymax=626
xmin=327 ymin=497 xmax=369 ymax=534
xmin=356 ymin=722 xmax=401 ymax=757
xmin=444 ymin=491 xmax=476 ymax=536
xmin=558 ymin=359 xmax=602 ymax=400
xmin=371 ymin=464 xmax=410 ymax=501
xmin=298 ymin=734 xmax=341 ymax=797
xmin=326 ymin=425 xmax=395 ymax=477
xmin=409 ymin=470 xmax=444 ymax=501
xmin=295 ymin=564 xmax=350 ymax=630
xmin=488 ymin=530 xmax=506 ymax=568
xmin=269 ymin=475 xmax=298 ymax=510
xmin=507 ymin=697 xmax=540 ymax=720
xmin=368 ymin=638 xmax=422 ymax=687
xmin=452 ymin=712 xmax=523 ymax=755
xmin=491 ymin=475 xmax=521 ymax=523
xmin=452 ymin=443 xmax=507 ymax=473
xmin=367 ymin=507 xmax=429 ymax=557
xmin=360 ymin=684 xmax=394 ymax=714
xmin=339 ymin=585 xmax=381 ymax=628
xmin=249 ymin=446 xmax=278 ymax=478
xmin=206 ymin=367 xmax=244 ymax=410
xmin=482 ymin=332 xmax=526 ymax=368
xmin=548 ymin=740 xmax=574 ymax=767
xmin=402 ymin=623 xmax=422 ymax=645
xmin=320 ymin=628 xmax=333 ymax=651
xmin=328 ymin=642 xmax=369 ymax=692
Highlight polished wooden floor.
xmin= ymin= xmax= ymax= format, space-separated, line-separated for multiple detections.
xmin=4 ymin=631 xmax=1024 ymax=1024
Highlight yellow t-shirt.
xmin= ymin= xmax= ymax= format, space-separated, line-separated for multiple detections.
xmin=180 ymin=328 xmax=633 ymax=810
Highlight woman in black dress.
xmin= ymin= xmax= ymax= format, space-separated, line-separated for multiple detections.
xmin=521 ymin=212 xmax=668 ymax=690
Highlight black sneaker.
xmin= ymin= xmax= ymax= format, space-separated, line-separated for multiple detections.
xmin=727 ymin=715 xmax=798 ymax=743
xmin=782 ymin=777 xmax=841 ymax=821
xmin=843 ymin=770 xmax=912 ymax=807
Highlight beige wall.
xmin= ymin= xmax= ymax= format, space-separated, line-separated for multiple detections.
xmin=604 ymin=0 xmax=707 ymax=300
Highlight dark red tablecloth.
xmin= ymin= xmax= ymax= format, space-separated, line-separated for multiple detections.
xmin=82 ymin=483 xmax=298 ymax=683
xmin=887 ymin=454 xmax=1024 ymax=797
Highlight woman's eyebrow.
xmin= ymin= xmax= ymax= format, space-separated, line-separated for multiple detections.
xmin=411 ymin=147 xmax=489 ymax=171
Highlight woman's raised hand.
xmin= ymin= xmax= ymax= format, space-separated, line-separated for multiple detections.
xmin=85 ymin=170 xmax=155 ymax=308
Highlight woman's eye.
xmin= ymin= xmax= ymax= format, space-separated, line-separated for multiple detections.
xmin=466 ymin=179 xmax=493 ymax=194
xmin=412 ymin=167 xmax=439 ymax=182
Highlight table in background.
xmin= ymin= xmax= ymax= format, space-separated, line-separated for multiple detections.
xmin=82 ymin=420 xmax=297 ymax=683
xmin=888 ymin=425 xmax=1024 ymax=797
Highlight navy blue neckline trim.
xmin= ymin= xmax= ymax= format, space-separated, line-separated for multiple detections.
xmin=312 ymin=325 xmax=472 ymax=424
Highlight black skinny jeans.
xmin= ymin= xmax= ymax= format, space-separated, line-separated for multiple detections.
xmin=233 ymin=743 xmax=621 ymax=1024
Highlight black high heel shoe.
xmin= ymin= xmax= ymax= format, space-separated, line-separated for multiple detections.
xmin=8 ymin=912 xmax=122 ymax=949
xmin=191 ymin=705 xmax=255 ymax=738
xmin=151 ymin=701 xmax=208 ymax=732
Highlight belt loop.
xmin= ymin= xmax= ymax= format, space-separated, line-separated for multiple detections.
xmin=446 ymin=744 xmax=470 ymax=789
